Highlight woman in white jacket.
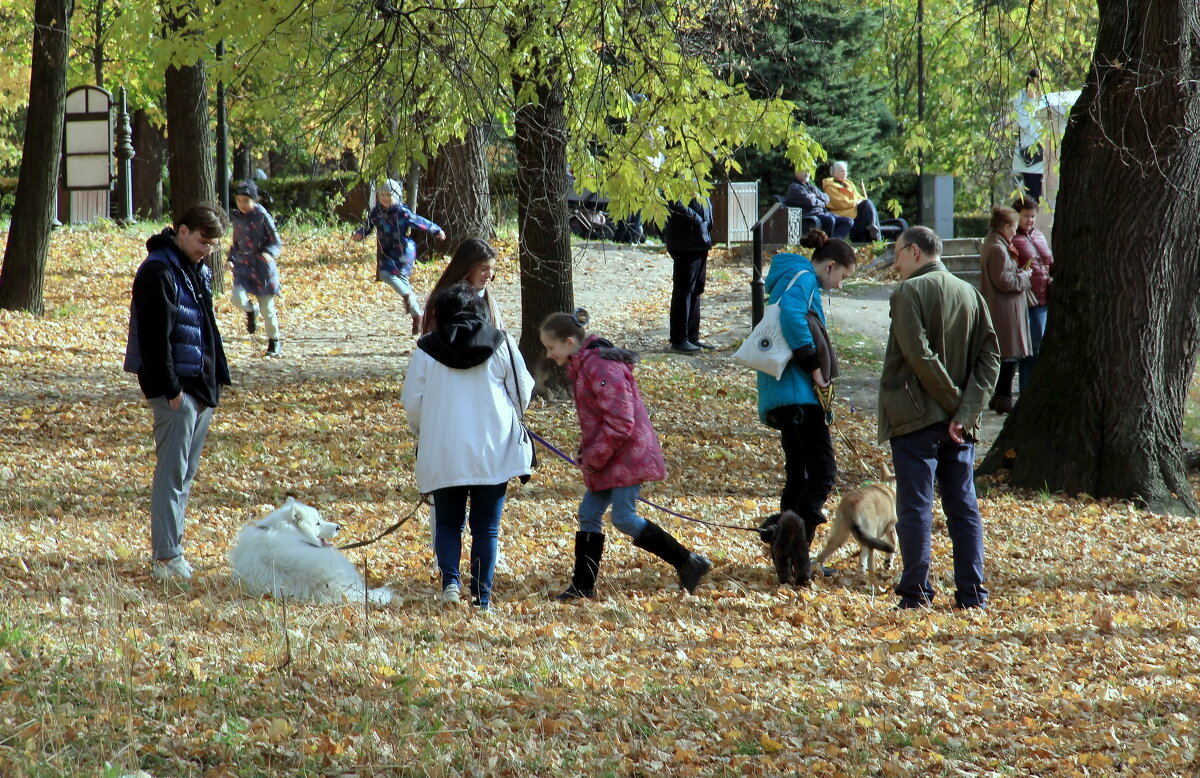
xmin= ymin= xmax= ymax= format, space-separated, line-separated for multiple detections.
xmin=401 ymin=283 xmax=533 ymax=611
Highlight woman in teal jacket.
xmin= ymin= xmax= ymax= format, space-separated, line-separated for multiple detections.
xmin=757 ymin=230 xmax=857 ymax=564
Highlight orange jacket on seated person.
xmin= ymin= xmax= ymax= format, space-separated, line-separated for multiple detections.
xmin=821 ymin=177 xmax=864 ymax=218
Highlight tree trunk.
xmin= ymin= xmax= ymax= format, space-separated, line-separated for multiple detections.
xmin=164 ymin=68 xmax=215 ymax=220
xmin=979 ymin=1 xmax=1200 ymax=514
xmin=513 ymin=77 xmax=573 ymax=396
xmin=0 ymin=0 xmax=75 ymax=315
xmin=163 ymin=19 xmax=222 ymax=291
xmin=132 ymin=108 xmax=165 ymax=221
xmin=406 ymin=159 xmax=421 ymax=215
xmin=422 ymin=123 xmax=494 ymax=257
xmin=233 ymin=143 xmax=252 ymax=181
xmin=92 ymin=0 xmax=104 ymax=87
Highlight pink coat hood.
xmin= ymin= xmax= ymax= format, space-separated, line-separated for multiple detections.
xmin=567 ymin=334 xmax=667 ymax=491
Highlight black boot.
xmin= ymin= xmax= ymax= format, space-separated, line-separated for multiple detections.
xmin=555 ymin=532 xmax=605 ymax=601
xmin=266 ymin=338 xmax=281 ymax=357
xmin=632 ymin=521 xmax=711 ymax=594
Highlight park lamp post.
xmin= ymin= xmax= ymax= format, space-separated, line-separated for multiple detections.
xmin=750 ymin=201 xmax=782 ymax=326
xmin=113 ymin=86 xmax=136 ymax=225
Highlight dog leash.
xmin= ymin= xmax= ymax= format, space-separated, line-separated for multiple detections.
xmin=339 ymin=494 xmax=430 ymax=550
xmin=527 ymin=429 xmax=766 ymax=535
xmin=831 ymin=418 xmax=875 ymax=474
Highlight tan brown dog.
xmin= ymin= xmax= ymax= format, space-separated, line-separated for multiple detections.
xmin=814 ymin=483 xmax=897 ymax=573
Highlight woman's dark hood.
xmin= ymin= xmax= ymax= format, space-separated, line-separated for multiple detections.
xmin=416 ymin=313 xmax=505 ymax=369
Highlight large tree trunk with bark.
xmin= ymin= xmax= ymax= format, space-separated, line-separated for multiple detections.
xmin=422 ymin=123 xmax=494 ymax=256
xmin=132 ymin=108 xmax=165 ymax=221
xmin=979 ymin=1 xmax=1200 ymax=514
xmin=165 ymin=63 xmax=216 ymax=219
xmin=513 ymin=78 xmax=574 ymax=396
xmin=163 ymin=21 xmax=221 ymax=290
xmin=0 ymin=0 xmax=74 ymax=315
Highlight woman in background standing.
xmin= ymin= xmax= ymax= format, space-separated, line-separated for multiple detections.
xmin=1010 ymin=196 xmax=1053 ymax=392
xmin=979 ymin=206 xmax=1032 ymax=414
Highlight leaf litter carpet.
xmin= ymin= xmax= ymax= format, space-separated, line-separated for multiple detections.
xmin=0 ymin=224 xmax=1198 ymax=776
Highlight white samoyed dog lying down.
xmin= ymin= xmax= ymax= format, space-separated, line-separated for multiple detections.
xmin=230 ymin=498 xmax=393 ymax=605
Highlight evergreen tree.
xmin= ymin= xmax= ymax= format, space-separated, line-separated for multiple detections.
xmin=735 ymin=0 xmax=896 ymax=201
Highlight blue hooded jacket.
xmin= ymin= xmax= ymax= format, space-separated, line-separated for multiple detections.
xmin=756 ymin=252 xmax=825 ymax=425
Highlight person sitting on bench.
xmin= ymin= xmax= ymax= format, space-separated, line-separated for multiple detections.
xmin=822 ymin=160 xmax=883 ymax=242
xmin=784 ymin=169 xmax=852 ymax=240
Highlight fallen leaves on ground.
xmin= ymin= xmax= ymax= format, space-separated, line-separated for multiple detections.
xmin=0 ymin=223 xmax=1198 ymax=777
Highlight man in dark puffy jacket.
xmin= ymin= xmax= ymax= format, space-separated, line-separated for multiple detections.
xmin=662 ymin=197 xmax=715 ymax=353
xmin=784 ymin=169 xmax=852 ymax=240
xmin=125 ymin=203 xmax=231 ymax=582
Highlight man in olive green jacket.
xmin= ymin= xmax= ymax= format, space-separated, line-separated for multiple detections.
xmin=880 ymin=226 xmax=1000 ymax=609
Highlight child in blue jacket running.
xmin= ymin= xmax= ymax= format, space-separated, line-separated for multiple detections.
xmin=351 ymin=179 xmax=447 ymax=332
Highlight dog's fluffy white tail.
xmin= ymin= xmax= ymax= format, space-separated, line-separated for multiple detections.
xmin=367 ymin=586 xmax=393 ymax=605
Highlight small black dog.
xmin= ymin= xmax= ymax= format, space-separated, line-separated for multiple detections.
xmin=759 ymin=510 xmax=811 ymax=586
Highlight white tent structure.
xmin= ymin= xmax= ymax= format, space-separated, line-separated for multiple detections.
xmin=1033 ymin=89 xmax=1081 ymax=236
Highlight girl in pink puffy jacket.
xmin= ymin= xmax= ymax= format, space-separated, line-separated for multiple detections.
xmin=539 ymin=309 xmax=711 ymax=601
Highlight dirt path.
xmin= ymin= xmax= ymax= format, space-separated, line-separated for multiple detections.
xmin=238 ymin=238 xmax=1003 ymax=458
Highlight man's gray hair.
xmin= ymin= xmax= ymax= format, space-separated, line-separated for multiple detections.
xmin=831 ymin=160 xmax=849 ymax=174
xmin=901 ymin=226 xmax=943 ymax=259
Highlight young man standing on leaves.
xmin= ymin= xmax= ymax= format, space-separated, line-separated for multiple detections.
xmin=125 ymin=204 xmax=232 ymax=581
xmin=880 ymin=226 xmax=1000 ymax=609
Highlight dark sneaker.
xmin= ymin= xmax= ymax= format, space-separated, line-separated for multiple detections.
xmin=677 ymin=553 xmax=711 ymax=594
xmin=245 ymin=310 xmax=257 ymax=334
xmin=670 ymin=341 xmax=701 ymax=354
xmin=692 ymin=341 xmax=717 ymax=350
xmin=266 ymin=338 xmax=282 ymax=357
xmin=554 ymin=584 xmax=594 ymax=602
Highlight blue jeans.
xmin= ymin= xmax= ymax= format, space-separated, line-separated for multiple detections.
xmin=814 ymin=212 xmax=853 ymax=241
xmin=849 ymin=199 xmax=880 ymax=242
xmin=890 ymin=423 xmax=988 ymax=609
xmin=578 ymin=484 xmax=648 ymax=537
xmin=433 ymin=482 xmax=507 ymax=606
xmin=1018 ymin=304 xmax=1047 ymax=392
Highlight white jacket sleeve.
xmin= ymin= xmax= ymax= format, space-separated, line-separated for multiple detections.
xmin=400 ymin=351 xmax=427 ymax=433
xmin=502 ymin=335 xmax=534 ymax=412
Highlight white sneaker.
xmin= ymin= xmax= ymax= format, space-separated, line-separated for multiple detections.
xmin=151 ymin=555 xmax=193 ymax=581
xmin=440 ymin=583 xmax=461 ymax=604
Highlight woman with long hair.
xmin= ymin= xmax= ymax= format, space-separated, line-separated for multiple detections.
xmin=757 ymin=229 xmax=856 ymax=582
xmin=421 ymin=238 xmax=504 ymax=333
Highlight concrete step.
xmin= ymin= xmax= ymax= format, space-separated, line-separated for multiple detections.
xmin=942 ymin=237 xmax=984 ymax=256
xmin=941 ymin=254 xmax=980 ymax=272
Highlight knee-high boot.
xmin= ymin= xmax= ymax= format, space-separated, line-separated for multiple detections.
xmin=632 ymin=521 xmax=712 ymax=594
xmin=555 ymin=532 xmax=605 ymax=601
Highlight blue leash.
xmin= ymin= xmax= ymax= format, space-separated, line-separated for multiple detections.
xmin=526 ymin=429 xmax=766 ymax=535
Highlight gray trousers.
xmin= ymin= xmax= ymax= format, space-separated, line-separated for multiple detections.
xmin=149 ymin=393 xmax=214 ymax=560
